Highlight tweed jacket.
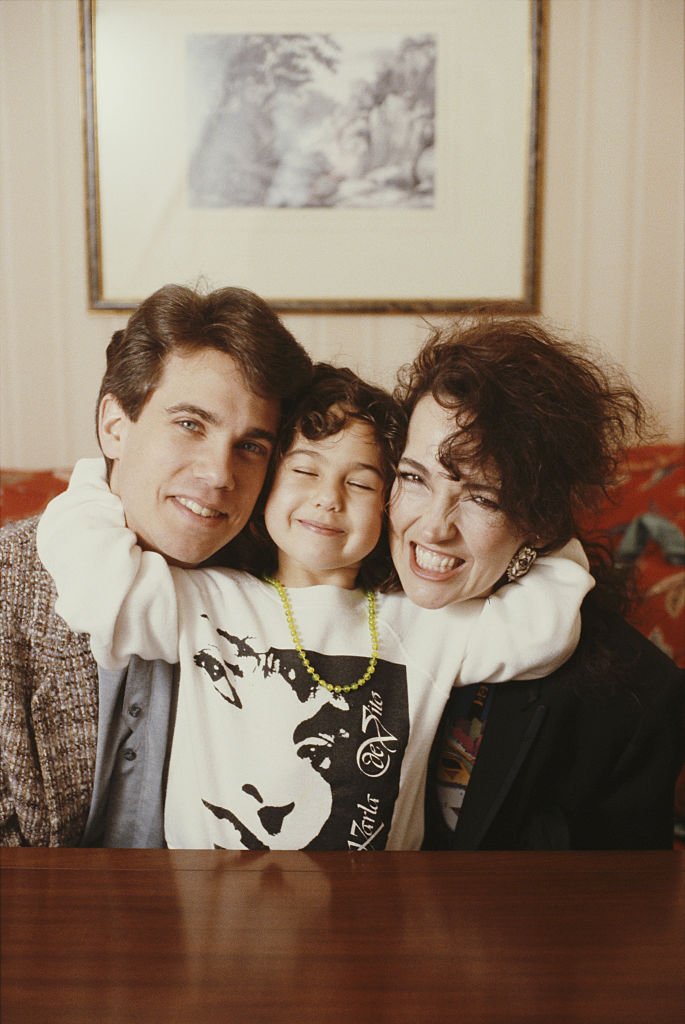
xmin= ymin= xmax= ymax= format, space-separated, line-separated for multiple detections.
xmin=0 ymin=517 xmax=98 ymax=846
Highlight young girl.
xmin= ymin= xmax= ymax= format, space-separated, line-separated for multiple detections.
xmin=38 ymin=364 xmax=592 ymax=851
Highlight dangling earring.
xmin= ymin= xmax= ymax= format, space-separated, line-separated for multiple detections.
xmin=506 ymin=545 xmax=538 ymax=582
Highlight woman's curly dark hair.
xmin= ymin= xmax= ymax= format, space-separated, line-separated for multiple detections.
xmin=239 ymin=362 xmax=406 ymax=589
xmin=395 ymin=317 xmax=651 ymax=544
xmin=394 ymin=316 xmax=655 ymax=622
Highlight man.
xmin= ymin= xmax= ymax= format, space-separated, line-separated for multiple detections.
xmin=0 ymin=283 xmax=312 ymax=846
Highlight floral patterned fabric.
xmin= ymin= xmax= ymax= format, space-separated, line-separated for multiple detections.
xmin=581 ymin=444 xmax=685 ymax=669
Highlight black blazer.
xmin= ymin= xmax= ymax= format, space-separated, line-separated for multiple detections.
xmin=424 ymin=607 xmax=685 ymax=850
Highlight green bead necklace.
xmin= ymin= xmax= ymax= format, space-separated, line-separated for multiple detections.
xmin=265 ymin=577 xmax=379 ymax=695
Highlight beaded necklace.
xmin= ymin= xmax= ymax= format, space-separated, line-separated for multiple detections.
xmin=264 ymin=576 xmax=379 ymax=694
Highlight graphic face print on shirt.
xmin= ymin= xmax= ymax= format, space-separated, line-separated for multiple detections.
xmin=184 ymin=615 xmax=410 ymax=851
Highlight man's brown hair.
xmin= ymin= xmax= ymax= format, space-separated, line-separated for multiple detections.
xmin=96 ymin=284 xmax=312 ymax=437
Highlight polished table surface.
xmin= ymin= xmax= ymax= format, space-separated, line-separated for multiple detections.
xmin=1 ymin=849 xmax=684 ymax=1024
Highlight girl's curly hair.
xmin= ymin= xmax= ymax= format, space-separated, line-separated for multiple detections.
xmin=238 ymin=363 xmax=406 ymax=589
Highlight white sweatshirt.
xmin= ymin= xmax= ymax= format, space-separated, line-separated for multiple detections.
xmin=38 ymin=459 xmax=593 ymax=850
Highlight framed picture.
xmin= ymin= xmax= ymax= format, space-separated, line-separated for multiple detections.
xmin=80 ymin=0 xmax=545 ymax=313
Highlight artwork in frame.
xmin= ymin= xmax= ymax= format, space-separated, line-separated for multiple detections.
xmin=81 ymin=0 xmax=545 ymax=313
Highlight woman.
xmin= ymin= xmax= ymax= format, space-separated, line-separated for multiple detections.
xmin=389 ymin=316 xmax=685 ymax=850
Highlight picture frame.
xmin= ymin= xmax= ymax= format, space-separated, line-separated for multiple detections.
xmin=80 ymin=0 xmax=545 ymax=313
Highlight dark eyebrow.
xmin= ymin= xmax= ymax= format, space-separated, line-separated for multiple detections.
xmin=166 ymin=402 xmax=220 ymax=425
xmin=397 ymin=456 xmax=425 ymax=472
xmin=399 ymin=454 xmax=500 ymax=495
xmin=244 ymin=427 xmax=278 ymax=444
xmin=463 ymin=480 xmax=501 ymax=499
xmin=166 ymin=403 xmax=277 ymax=444
xmin=398 ymin=454 xmax=451 ymax=480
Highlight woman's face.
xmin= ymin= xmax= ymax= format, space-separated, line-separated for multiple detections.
xmin=389 ymin=394 xmax=528 ymax=609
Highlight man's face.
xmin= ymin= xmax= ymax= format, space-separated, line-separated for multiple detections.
xmin=99 ymin=348 xmax=280 ymax=567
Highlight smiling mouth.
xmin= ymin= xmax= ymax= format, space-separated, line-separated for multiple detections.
xmin=413 ymin=543 xmax=464 ymax=575
xmin=297 ymin=519 xmax=344 ymax=535
xmin=175 ymin=496 xmax=226 ymax=519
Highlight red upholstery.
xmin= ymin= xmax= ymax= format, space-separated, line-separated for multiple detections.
xmin=582 ymin=444 xmax=685 ymax=669
xmin=0 ymin=468 xmax=71 ymax=523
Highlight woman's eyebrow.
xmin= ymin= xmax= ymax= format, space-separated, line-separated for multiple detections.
xmin=400 ymin=454 xmax=460 ymax=483
xmin=397 ymin=456 xmax=425 ymax=471
xmin=399 ymin=450 xmax=502 ymax=499
xmin=460 ymin=477 xmax=501 ymax=498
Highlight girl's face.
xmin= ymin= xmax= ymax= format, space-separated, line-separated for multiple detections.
xmin=264 ymin=419 xmax=386 ymax=588
xmin=389 ymin=395 xmax=527 ymax=609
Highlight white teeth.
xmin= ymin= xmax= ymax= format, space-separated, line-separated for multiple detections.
xmin=414 ymin=544 xmax=458 ymax=573
xmin=177 ymin=496 xmax=223 ymax=518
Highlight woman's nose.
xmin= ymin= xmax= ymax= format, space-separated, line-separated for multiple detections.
xmin=418 ymin=498 xmax=459 ymax=543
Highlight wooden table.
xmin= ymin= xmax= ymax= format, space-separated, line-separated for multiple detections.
xmin=1 ymin=849 xmax=683 ymax=1023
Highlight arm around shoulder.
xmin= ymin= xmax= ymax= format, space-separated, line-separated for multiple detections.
xmin=459 ymin=538 xmax=594 ymax=684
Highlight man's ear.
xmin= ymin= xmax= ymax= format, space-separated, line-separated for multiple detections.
xmin=98 ymin=394 xmax=129 ymax=460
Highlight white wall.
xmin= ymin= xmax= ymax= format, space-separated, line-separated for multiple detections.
xmin=1 ymin=0 xmax=683 ymax=468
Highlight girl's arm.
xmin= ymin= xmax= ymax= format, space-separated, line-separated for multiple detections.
xmin=457 ymin=539 xmax=594 ymax=684
xmin=36 ymin=458 xmax=180 ymax=670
